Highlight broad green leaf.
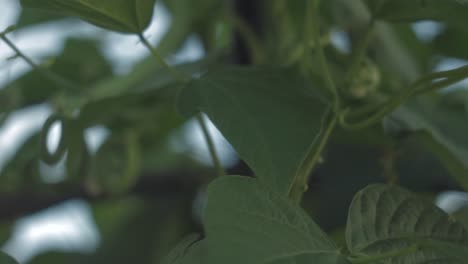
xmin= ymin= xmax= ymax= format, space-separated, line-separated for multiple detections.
xmin=203 ymin=176 xmax=337 ymax=264
xmin=366 ymin=0 xmax=468 ymax=25
xmin=346 ymin=184 xmax=468 ymax=263
xmin=178 ymin=66 xmax=327 ymax=195
xmin=20 ymin=0 xmax=157 ymax=33
xmin=384 ymin=95 xmax=468 ymax=190
xmin=0 ymin=252 xmax=19 ymax=264
xmin=265 ymin=252 xmax=350 ymax=264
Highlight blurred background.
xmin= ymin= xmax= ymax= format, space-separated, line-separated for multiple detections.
xmin=1 ymin=0 xmax=468 ymax=263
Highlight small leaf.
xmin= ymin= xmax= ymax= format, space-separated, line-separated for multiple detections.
xmin=20 ymin=0 xmax=157 ymax=33
xmin=0 ymin=252 xmax=19 ymax=264
xmin=178 ymin=66 xmax=328 ymax=195
xmin=346 ymin=184 xmax=468 ymax=263
xmin=366 ymin=0 xmax=468 ymax=25
xmin=202 ymin=176 xmax=337 ymax=264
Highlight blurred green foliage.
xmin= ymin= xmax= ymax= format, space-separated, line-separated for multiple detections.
xmin=1 ymin=0 xmax=468 ymax=263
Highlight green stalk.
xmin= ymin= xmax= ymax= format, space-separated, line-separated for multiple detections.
xmin=0 ymin=30 xmax=79 ymax=90
xmin=289 ymin=113 xmax=337 ymax=202
xmin=196 ymin=114 xmax=224 ymax=177
xmin=340 ymin=66 xmax=468 ymax=130
xmin=289 ymin=0 xmax=339 ymax=201
xmin=138 ymin=33 xmax=225 ymax=177
xmin=137 ymin=33 xmax=188 ymax=82
xmin=310 ymin=0 xmax=340 ymax=113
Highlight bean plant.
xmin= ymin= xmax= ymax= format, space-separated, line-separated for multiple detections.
xmin=1 ymin=0 xmax=468 ymax=263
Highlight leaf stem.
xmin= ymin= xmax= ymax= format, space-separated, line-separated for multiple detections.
xmin=340 ymin=65 xmax=468 ymax=130
xmin=310 ymin=0 xmax=340 ymax=113
xmin=289 ymin=0 xmax=339 ymax=202
xmin=138 ymin=33 xmax=224 ymax=177
xmin=0 ymin=28 xmax=79 ymax=90
xmin=289 ymin=112 xmax=338 ymax=202
xmin=196 ymin=114 xmax=225 ymax=177
xmin=137 ymin=33 xmax=188 ymax=82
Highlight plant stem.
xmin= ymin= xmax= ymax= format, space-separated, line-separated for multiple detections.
xmin=0 ymin=31 xmax=79 ymax=90
xmin=196 ymin=114 xmax=225 ymax=176
xmin=310 ymin=0 xmax=340 ymax=113
xmin=289 ymin=112 xmax=337 ymax=202
xmin=138 ymin=33 xmax=224 ymax=177
xmin=289 ymin=0 xmax=339 ymax=202
xmin=137 ymin=33 xmax=188 ymax=82
xmin=340 ymin=66 xmax=468 ymax=130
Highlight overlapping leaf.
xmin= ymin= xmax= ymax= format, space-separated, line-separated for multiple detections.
xmin=384 ymin=95 xmax=468 ymax=190
xmin=20 ymin=0 xmax=157 ymax=33
xmin=178 ymin=66 xmax=327 ymax=195
xmin=201 ymin=176 xmax=338 ymax=264
xmin=346 ymin=184 xmax=468 ymax=263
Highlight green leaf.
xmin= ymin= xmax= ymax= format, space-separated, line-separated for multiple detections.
xmin=202 ymin=176 xmax=337 ymax=264
xmin=20 ymin=0 xmax=157 ymax=33
xmin=0 ymin=252 xmax=19 ymax=264
xmin=366 ymin=0 xmax=468 ymax=25
xmin=178 ymin=66 xmax=327 ymax=195
xmin=265 ymin=252 xmax=350 ymax=264
xmin=384 ymin=95 xmax=468 ymax=190
xmin=346 ymin=184 xmax=468 ymax=263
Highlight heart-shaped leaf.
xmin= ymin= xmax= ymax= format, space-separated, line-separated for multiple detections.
xmin=202 ymin=176 xmax=337 ymax=264
xmin=178 ymin=66 xmax=328 ymax=195
xmin=346 ymin=184 xmax=468 ymax=263
xmin=20 ymin=0 xmax=157 ymax=33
